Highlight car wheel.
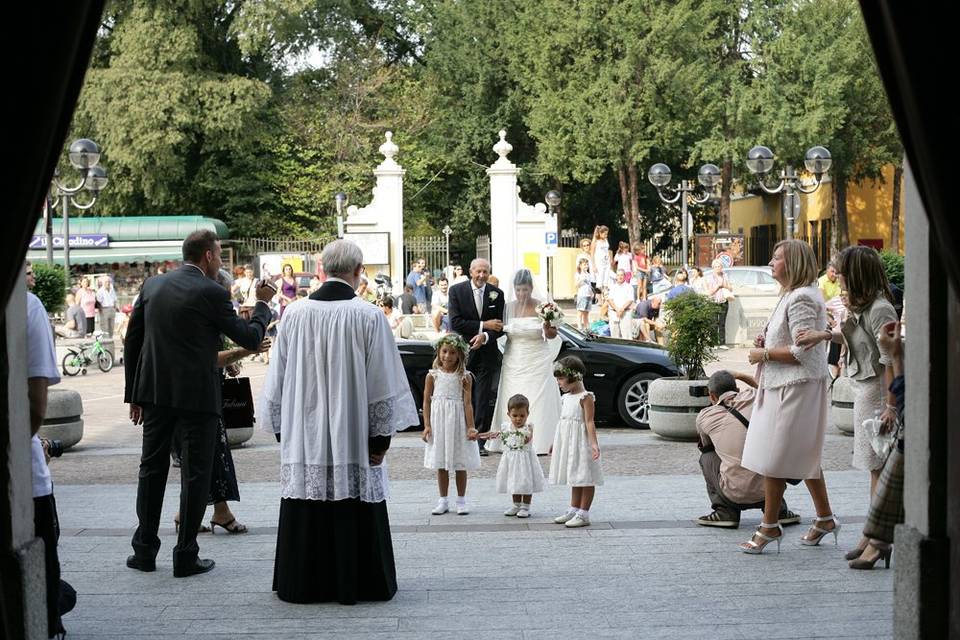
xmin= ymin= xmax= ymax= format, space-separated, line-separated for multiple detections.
xmin=617 ymin=372 xmax=661 ymax=429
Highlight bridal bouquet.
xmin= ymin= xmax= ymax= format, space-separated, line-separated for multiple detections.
xmin=499 ymin=425 xmax=531 ymax=451
xmin=536 ymin=301 xmax=563 ymax=327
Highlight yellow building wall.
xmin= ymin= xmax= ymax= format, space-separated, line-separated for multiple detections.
xmin=846 ymin=164 xmax=905 ymax=254
xmin=728 ymin=164 xmax=905 ymax=256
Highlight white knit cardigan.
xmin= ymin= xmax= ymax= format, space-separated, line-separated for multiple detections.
xmin=760 ymin=285 xmax=831 ymax=389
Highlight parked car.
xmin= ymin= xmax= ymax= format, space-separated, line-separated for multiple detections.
xmin=699 ymin=265 xmax=780 ymax=345
xmin=397 ymin=324 xmax=678 ymax=429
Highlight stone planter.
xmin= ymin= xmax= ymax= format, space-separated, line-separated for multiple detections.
xmin=226 ymin=427 xmax=254 ymax=447
xmin=647 ymin=377 xmax=712 ymax=441
xmin=831 ymin=374 xmax=855 ymax=435
xmin=38 ymin=388 xmax=84 ymax=450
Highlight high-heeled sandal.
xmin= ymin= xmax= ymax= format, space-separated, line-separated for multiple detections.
xmin=800 ymin=514 xmax=840 ymax=546
xmin=173 ymin=517 xmax=211 ymax=534
xmin=849 ymin=541 xmax=892 ymax=570
xmin=210 ymin=517 xmax=248 ymax=534
xmin=740 ymin=522 xmax=782 ymax=555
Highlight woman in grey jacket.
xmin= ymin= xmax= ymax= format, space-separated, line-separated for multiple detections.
xmin=796 ymin=245 xmax=898 ymax=560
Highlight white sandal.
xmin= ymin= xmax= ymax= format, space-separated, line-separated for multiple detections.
xmin=740 ymin=522 xmax=782 ymax=555
xmin=800 ymin=514 xmax=840 ymax=546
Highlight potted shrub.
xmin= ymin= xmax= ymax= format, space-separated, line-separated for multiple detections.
xmin=647 ymin=292 xmax=720 ymax=440
xmin=30 ymin=262 xmax=67 ymax=315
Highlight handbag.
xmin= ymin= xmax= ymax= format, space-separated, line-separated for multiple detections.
xmin=222 ymin=377 xmax=255 ymax=430
xmin=863 ymin=415 xmax=897 ymax=458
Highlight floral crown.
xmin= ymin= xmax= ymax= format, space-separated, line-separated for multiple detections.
xmin=553 ymin=364 xmax=584 ymax=381
xmin=434 ymin=333 xmax=470 ymax=356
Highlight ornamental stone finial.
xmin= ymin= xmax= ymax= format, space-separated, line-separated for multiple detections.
xmin=379 ymin=131 xmax=398 ymax=161
xmin=493 ymin=129 xmax=512 ymax=160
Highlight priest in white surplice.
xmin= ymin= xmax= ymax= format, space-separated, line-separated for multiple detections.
xmin=263 ymin=240 xmax=418 ymax=604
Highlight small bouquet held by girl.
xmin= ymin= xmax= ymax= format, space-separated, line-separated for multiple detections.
xmin=479 ymin=394 xmax=545 ymax=517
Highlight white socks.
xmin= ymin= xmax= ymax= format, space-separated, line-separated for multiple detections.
xmin=456 ymin=497 xmax=466 ymax=506
xmin=566 ymin=506 xmax=578 ymax=515
xmin=578 ymin=509 xmax=590 ymax=519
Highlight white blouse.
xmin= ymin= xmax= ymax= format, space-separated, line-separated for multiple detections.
xmin=262 ymin=298 xmax=419 ymax=502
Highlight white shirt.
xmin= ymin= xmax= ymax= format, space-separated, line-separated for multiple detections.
xmin=262 ymin=298 xmax=419 ymax=502
xmin=608 ymin=282 xmax=634 ymax=311
xmin=472 ymin=282 xmax=489 ymax=342
xmin=27 ymin=292 xmax=60 ymax=498
xmin=96 ymin=285 xmax=117 ymax=308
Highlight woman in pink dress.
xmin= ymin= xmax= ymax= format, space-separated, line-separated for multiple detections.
xmin=76 ymin=277 xmax=97 ymax=336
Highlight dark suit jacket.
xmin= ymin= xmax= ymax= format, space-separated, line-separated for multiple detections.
xmin=447 ymin=280 xmax=505 ymax=357
xmin=124 ymin=265 xmax=271 ymax=415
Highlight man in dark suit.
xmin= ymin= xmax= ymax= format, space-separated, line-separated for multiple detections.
xmin=447 ymin=258 xmax=504 ymax=455
xmin=124 ymin=230 xmax=273 ymax=577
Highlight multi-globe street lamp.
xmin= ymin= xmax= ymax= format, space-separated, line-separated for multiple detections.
xmin=46 ymin=138 xmax=108 ymax=274
xmin=647 ymin=163 xmax=722 ymax=268
xmin=745 ymin=145 xmax=832 ymax=239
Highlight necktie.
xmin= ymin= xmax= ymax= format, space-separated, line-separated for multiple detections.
xmin=474 ymin=286 xmax=483 ymax=317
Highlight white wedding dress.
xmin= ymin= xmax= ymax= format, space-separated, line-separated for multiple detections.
xmin=486 ymin=315 xmax=562 ymax=454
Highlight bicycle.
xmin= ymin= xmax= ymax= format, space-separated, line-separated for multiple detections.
xmin=62 ymin=331 xmax=114 ymax=376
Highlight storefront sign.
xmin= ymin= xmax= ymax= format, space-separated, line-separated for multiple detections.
xmin=29 ymin=234 xmax=110 ymax=249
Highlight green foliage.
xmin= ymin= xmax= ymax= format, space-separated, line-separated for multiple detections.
xmin=30 ymin=263 xmax=67 ymax=315
xmin=880 ymin=251 xmax=904 ymax=291
xmin=64 ymin=0 xmax=901 ymax=257
xmin=663 ymin=292 xmax=720 ymax=380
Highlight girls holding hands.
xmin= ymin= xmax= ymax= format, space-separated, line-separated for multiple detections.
xmin=480 ymin=394 xmax=546 ymax=518
xmin=422 ymin=334 xmax=480 ymax=515
xmin=549 ymin=356 xmax=603 ymax=528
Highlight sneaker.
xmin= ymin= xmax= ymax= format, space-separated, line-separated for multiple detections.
xmin=456 ymin=502 xmax=469 ymax=515
xmin=516 ymin=506 xmax=530 ymax=518
xmin=431 ymin=500 xmax=449 ymax=516
xmin=553 ymin=511 xmax=577 ymax=524
xmin=565 ymin=514 xmax=590 ymax=528
xmin=696 ymin=510 xmax=740 ymax=528
xmin=778 ymin=509 xmax=802 ymax=526
xmin=503 ymin=504 xmax=520 ymax=517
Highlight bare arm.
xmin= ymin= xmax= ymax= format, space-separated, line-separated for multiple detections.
xmin=463 ymin=375 xmax=478 ymax=439
xmin=733 ymin=371 xmax=758 ymax=388
xmin=581 ymin=394 xmax=600 ymax=460
xmin=421 ymin=374 xmax=434 ymax=442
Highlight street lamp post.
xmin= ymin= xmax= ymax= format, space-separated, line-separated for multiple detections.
xmin=648 ymin=163 xmax=721 ymax=268
xmin=48 ymin=139 xmax=107 ymax=275
xmin=745 ymin=145 xmax=832 ymax=240
xmin=544 ymin=190 xmax=561 ymax=297
xmin=334 ymin=192 xmax=348 ymax=239
xmin=442 ymin=224 xmax=452 ymax=275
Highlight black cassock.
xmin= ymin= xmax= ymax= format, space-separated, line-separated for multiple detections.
xmin=272 ymin=280 xmax=398 ymax=605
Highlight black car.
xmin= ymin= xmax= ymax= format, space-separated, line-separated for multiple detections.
xmin=397 ymin=324 xmax=678 ymax=429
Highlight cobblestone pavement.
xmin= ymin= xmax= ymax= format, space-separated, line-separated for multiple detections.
xmin=49 ymin=347 xmax=892 ymax=639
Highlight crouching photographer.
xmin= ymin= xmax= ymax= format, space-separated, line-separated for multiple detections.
xmin=694 ymin=370 xmax=800 ymax=529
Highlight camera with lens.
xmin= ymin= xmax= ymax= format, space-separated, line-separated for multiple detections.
xmin=688 ymin=385 xmax=710 ymax=398
xmin=47 ymin=439 xmax=64 ymax=458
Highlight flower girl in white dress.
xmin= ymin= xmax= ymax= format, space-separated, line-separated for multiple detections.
xmin=422 ymin=334 xmax=480 ymax=515
xmin=480 ymin=394 xmax=546 ymax=518
xmin=549 ymin=356 xmax=603 ymax=528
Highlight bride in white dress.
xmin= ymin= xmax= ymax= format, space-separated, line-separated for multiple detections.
xmin=485 ymin=269 xmax=562 ymax=455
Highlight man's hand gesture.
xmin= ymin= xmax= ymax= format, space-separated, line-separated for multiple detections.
xmin=255 ymin=280 xmax=277 ymax=303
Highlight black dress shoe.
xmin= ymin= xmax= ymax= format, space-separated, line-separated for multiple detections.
xmin=479 ymin=448 xmax=489 ymax=457
xmin=126 ymin=555 xmax=156 ymax=572
xmin=173 ymin=558 xmax=215 ymax=578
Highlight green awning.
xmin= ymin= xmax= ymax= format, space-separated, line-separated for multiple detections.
xmin=26 ymin=248 xmax=183 ymax=266
xmin=33 ymin=215 xmax=230 ymax=241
